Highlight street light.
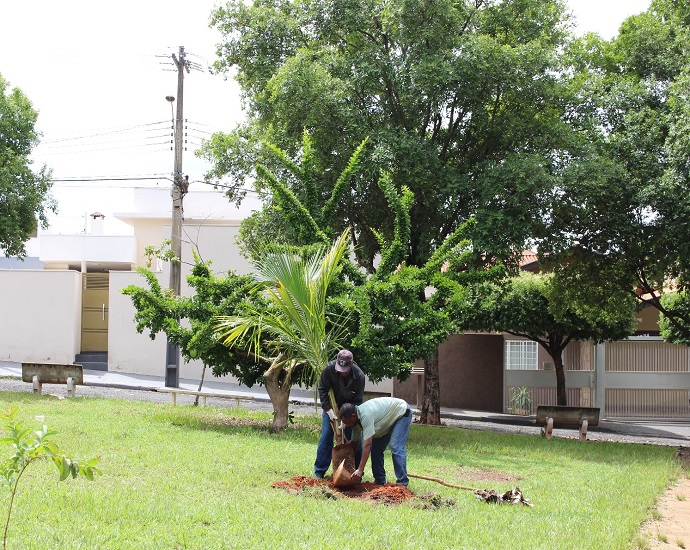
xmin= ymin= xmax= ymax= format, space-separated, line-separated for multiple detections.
xmin=165 ymin=96 xmax=175 ymax=150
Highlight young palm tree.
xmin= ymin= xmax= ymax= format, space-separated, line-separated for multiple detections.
xmin=214 ymin=229 xmax=351 ymax=433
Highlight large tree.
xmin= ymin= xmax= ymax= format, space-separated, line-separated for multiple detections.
xmin=539 ymin=1 xmax=690 ymax=340
xmin=0 ymin=75 xmax=55 ymax=256
xmin=203 ymin=0 xmax=575 ymax=422
xmin=205 ymin=0 xmax=570 ymax=266
xmin=456 ymin=272 xmax=637 ymax=405
xmin=220 ymin=133 xmax=502 ymax=423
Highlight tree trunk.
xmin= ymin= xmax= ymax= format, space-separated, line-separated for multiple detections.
xmin=263 ymin=357 xmax=291 ymax=434
xmin=419 ymin=350 xmax=441 ymax=425
xmin=193 ymin=365 xmax=208 ymax=407
xmin=553 ymin=353 xmax=567 ymax=406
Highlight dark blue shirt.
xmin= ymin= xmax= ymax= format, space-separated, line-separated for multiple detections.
xmin=317 ymin=359 xmax=365 ymax=412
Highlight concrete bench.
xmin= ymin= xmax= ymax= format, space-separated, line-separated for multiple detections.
xmin=536 ymin=405 xmax=601 ymax=442
xmin=155 ymin=388 xmax=255 ymax=407
xmin=21 ymin=363 xmax=84 ymax=398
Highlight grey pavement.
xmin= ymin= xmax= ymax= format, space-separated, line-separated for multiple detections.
xmin=1 ymin=361 xmax=688 ymax=447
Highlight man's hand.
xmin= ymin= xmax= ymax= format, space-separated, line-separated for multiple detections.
xmin=351 ymin=468 xmax=363 ymax=483
xmin=327 ymin=408 xmax=337 ymax=421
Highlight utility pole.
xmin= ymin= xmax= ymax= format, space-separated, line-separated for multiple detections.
xmin=165 ymin=45 xmax=190 ymax=388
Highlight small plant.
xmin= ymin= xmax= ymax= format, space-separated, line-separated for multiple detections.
xmin=0 ymin=406 xmax=101 ymax=549
xmin=677 ymin=539 xmax=685 ymax=549
xmin=272 ymin=410 xmax=295 ymax=425
xmin=509 ymin=387 xmax=533 ymax=415
xmin=659 ymin=533 xmax=669 ymax=543
xmin=676 ymin=493 xmax=686 ymax=501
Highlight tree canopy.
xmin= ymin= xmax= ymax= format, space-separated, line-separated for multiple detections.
xmin=202 ymin=0 xmax=581 ymax=424
xmin=538 ymin=0 xmax=690 ymax=341
xmin=0 ymin=75 xmax=55 ymax=257
xmin=203 ymin=0 xmax=574 ymax=271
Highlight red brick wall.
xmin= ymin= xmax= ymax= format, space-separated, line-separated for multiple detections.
xmin=393 ymin=333 xmax=504 ymax=412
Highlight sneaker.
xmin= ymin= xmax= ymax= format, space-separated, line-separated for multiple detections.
xmin=313 ymin=472 xmax=325 ymax=479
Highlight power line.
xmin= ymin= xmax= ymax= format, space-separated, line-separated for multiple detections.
xmin=52 ymin=176 xmax=171 ymax=183
xmin=37 ymin=142 xmax=172 ymax=156
xmin=48 ymin=175 xmax=260 ymax=196
xmin=39 ymin=121 xmax=170 ymax=144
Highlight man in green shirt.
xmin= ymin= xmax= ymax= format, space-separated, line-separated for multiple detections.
xmin=339 ymin=396 xmax=412 ymax=486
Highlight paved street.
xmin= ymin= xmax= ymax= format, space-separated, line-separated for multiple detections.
xmin=1 ymin=361 xmax=688 ymax=447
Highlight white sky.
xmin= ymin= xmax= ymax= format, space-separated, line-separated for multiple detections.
xmin=0 ymin=0 xmax=651 ymax=232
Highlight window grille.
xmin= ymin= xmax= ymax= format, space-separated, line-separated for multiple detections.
xmin=505 ymin=340 xmax=538 ymax=370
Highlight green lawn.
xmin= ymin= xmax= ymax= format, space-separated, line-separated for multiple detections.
xmin=0 ymin=391 xmax=681 ymax=549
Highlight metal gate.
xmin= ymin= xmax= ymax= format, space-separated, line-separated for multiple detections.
xmin=598 ymin=338 xmax=690 ymax=419
xmin=503 ymin=336 xmax=690 ymax=419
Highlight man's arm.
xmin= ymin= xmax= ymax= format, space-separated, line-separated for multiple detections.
xmin=352 ymin=437 xmax=372 ymax=482
xmin=317 ymin=367 xmax=331 ymax=411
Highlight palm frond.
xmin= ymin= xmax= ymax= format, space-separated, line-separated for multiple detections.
xmin=215 ymin=229 xmax=352 ymax=383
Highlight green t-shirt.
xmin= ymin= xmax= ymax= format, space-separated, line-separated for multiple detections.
xmin=352 ymin=397 xmax=409 ymax=441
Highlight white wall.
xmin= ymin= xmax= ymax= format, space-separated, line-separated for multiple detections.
xmin=0 ymin=270 xmax=81 ymax=363
xmin=40 ymin=235 xmax=137 ymax=265
xmin=179 ymin=223 xmax=254 ymax=277
xmin=108 ymin=270 xmax=166 ymax=375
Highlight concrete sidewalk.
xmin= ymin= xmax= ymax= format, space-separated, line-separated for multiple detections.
xmin=2 ymin=361 xmax=688 ymax=445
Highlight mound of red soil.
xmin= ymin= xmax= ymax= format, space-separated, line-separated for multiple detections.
xmin=272 ymin=476 xmax=415 ymax=504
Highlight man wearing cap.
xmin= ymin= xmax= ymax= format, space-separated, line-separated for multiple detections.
xmin=314 ymin=349 xmax=365 ymax=479
xmin=339 ymin=396 xmax=412 ymax=486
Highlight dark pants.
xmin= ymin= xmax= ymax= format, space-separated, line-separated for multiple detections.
xmin=370 ymin=406 xmax=412 ymax=486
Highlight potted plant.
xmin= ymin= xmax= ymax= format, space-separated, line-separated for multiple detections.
xmin=509 ymin=386 xmax=533 ymax=415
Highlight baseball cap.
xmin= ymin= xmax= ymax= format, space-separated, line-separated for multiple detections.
xmin=335 ymin=349 xmax=353 ymax=372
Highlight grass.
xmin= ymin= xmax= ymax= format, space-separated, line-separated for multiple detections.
xmin=0 ymin=391 xmax=683 ymax=550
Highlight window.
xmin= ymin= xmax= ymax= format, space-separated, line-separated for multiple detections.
xmin=506 ymin=340 xmax=538 ymax=370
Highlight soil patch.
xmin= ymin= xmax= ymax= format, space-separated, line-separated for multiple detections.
xmin=272 ymin=476 xmax=417 ymax=505
xmin=456 ymin=466 xmax=522 ymax=483
xmin=635 ymin=447 xmax=690 ymax=549
xmin=639 ymin=476 xmax=690 ymax=549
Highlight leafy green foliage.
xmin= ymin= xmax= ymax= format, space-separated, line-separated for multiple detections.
xmin=122 ymin=257 xmax=272 ymax=387
xmin=540 ymin=0 xmax=690 ymax=342
xmin=215 ymin=229 xmax=352 ymax=386
xmin=0 ymin=406 xmax=101 ymax=549
xmin=0 ymin=75 xmax=55 ymax=257
xmin=659 ymin=291 xmax=690 ymax=346
xmin=203 ymin=0 xmax=586 ymax=423
xmin=203 ymin=0 xmax=573 ymax=270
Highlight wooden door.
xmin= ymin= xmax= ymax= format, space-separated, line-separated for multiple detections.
xmin=81 ymin=273 xmax=109 ymax=352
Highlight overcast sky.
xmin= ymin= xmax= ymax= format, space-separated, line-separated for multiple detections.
xmin=0 ymin=0 xmax=651 ymax=230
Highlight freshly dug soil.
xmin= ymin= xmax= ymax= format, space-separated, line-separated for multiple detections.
xmin=272 ymin=476 xmax=415 ymax=505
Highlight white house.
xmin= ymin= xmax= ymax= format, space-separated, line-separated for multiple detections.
xmin=0 ymin=183 xmax=394 ymax=394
